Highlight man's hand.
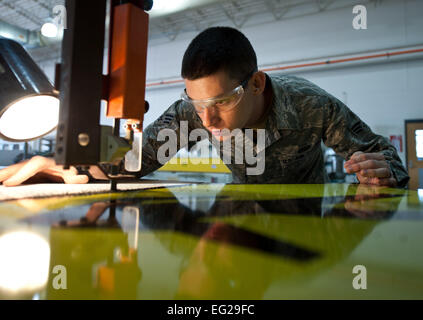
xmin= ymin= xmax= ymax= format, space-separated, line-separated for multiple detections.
xmin=344 ymin=151 xmax=397 ymax=187
xmin=0 ymin=156 xmax=89 ymax=187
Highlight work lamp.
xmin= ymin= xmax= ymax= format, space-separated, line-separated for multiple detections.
xmin=0 ymin=38 xmax=59 ymax=142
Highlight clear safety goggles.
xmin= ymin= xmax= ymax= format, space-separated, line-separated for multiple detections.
xmin=181 ymin=71 xmax=255 ymax=114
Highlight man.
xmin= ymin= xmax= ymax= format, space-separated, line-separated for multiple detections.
xmin=0 ymin=27 xmax=409 ymax=187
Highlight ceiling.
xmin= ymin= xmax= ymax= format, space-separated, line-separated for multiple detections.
xmin=0 ymin=0 xmax=64 ymax=32
xmin=0 ymin=0 xmax=381 ymax=61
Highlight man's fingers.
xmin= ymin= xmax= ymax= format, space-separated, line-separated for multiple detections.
xmin=45 ymin=166 xmax=88 ymax=184
xmin=359 ymin=167 xmax=391 ymax=178
xmin=377 ymin=177 xmax=397 ymax=187
xmin=344 ymin=151 xmax=386 ymax=168
xmin=1 ymin=157 xmax=89 ymax=186
xmin=348 ymin=152 xmax=385 ymax=163
xmin=67 ymin=166 xmax=79 ymax=175
xmin=351 ymin=151 xmax=364 ymax=157
xmin=2 ymin=156 xmax=56 ymax=186
xmin=0 ymin=161 xmax=28 ymax=182
xmin=63 ymin=174 xmax=89 ymax=184
xmin=61 ymin=166 xmax=88 ymax=184
xmin=347 ymin=151 xmax=363 ymax=164
xmin=345 ymin=159 xmax=388 ymax=173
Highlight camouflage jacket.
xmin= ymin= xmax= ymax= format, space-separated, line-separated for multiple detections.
xmin=137 ymin=74 xmax=409 ymax=187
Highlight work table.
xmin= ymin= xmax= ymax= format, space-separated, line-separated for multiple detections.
xmin=0 ymin=183 xmax=422 ymax=299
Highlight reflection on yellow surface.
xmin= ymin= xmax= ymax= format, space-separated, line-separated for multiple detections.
xmin=0 ymin=231 xmax=50 ymax=297
xmin=0 ymin=183 xmax=422 ymax=299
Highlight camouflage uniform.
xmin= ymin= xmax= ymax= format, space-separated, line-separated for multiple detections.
xmin=138 ymin=74 xmax=409 ymax=187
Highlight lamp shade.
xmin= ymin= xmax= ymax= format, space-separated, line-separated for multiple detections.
xmin=0 ymin=38 xmax=59 ymax=142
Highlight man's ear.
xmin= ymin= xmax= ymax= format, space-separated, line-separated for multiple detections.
xmin=251 ymin=71 xmax=266 ymax=95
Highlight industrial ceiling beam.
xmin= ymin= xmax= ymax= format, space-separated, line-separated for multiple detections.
xmin=0 ymin=0 xmax=44 ymax=28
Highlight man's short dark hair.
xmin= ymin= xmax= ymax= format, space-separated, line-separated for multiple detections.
xmin=181 ymin=26 xmax=258 ymax=82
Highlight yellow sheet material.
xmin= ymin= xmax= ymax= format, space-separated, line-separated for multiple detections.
xmin=158 ymin=157 xmax=231 ymax=173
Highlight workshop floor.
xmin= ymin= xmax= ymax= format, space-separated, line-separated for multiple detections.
xmin=0 ymin=183 xmax=422 ymax=299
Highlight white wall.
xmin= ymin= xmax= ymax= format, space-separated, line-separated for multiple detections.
xmin=32 ymin=0 xmax=423 ymax=164
xmin=143 ymin=0 xmax=423 ymax=164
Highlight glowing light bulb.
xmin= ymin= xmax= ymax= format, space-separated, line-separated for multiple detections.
xmin=0 ymin=95 xmax=59 ymax=141
xmin=41 ymin=22 xmax=58 ymax=38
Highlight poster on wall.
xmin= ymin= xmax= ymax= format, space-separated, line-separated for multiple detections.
xmin=390 ymin=135 xmax=403 ymax=153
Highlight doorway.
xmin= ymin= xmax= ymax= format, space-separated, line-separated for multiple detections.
xmin=405 ymin=120 xmax=423 ymax=190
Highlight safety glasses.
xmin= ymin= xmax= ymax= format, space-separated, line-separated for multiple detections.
xmin=181 ymin=71 xmax=255 ymax=114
